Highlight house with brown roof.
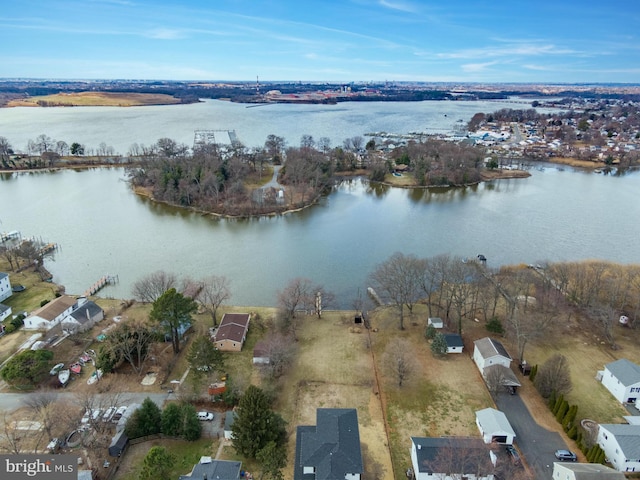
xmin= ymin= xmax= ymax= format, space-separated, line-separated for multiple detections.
xmin=212 ymin=313 xmax=250 ymax=352
xmin=24 ymin=295 xmax=77 ymax=331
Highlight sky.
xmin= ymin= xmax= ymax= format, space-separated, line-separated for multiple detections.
xmin=2 ymin=0 xmax=640 ymax=83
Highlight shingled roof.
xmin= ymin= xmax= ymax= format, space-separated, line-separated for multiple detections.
xmin=474 ymin=337 xmax=511 ymax=360
xmin=214 ymin=313 xmax=250 ymax=344
xmin=605 ymin=359 xmax=640 ymax=386
xmin=599 ymin=424 xmax=640 ymax=460
xmin=295 ymin=408 xmax=363 ymax=480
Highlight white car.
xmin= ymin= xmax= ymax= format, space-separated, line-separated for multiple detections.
xmin=102 ymin=407 xmax=116 ymax=422
xmin=197 ymin=411 xmax=214 ymax=421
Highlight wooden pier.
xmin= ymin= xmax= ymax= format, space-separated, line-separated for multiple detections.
xmin=0 ymin=231 xmax=20 ymax=244
xmin=83 ymin=275 xmax=119 ymax=297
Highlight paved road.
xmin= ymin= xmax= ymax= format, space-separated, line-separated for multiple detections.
xmin=495 ymin=392 xmax=568 ymax=480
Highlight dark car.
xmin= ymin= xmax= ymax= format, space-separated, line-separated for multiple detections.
xmin=506 ymin=445 xmax=521 ymax=465
xmin=555 ymin=449 xmax=577 ymax=461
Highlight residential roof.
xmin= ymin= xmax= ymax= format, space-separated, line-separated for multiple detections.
xmin=68 ymin=301 xmax=103 ymax=325
xmin=599 ymin=424 xmax=640 ymax=459
xmin=444 ymin=333 xmax=464 ymax=348
xmin=476 ymin=408 xmax=516 ymax=438
xmin=28 ymin=295 xmax=76 ymax=322
xmin=214 ymin=313 xmax=250 ymax=344
xmin=253 ymin=341 xmax=269 ymax=358
xmin=553 ymin=462 xmax=625 ymax=479
xmin=295 ymin=408 xmax=363 ymax=480
xmin=605 ymin=359 xmax=640 ymax=386
xmin=474 ymin=337 xmax=511 ymax=360
xmin=224 ymin=411 xmax=235 ymax=432
xmin=411 ymin=437 xmax=493 ymax=475
xmin=0 ymin=272 xmax=7 ymax=280
xmin=0 ymin=304 xmax=10 ymax=314
xmin=178 ymin=458 xmax=241 ymax=480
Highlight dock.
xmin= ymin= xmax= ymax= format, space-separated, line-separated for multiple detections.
xmin=83 ymin=275 xmax=119 ymax=297
xmin=0 ymin=231 xmax=20 ymax=244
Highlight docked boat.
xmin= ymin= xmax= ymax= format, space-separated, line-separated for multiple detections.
xmin=58 ymin=369 xmax=70 ymax=385
xmin=70 ymin=363 xmax=82 ymax=374
xmin=50 ymin=363 xmax=65 ymax=376
xmin=87 ymin=369 xmax=103 ymax=385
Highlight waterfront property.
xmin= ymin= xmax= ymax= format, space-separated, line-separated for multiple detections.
xmin=24 ymin=295 xmax=77 ymax=330
xmin=212 ymin=313 xmax=250 ymax=352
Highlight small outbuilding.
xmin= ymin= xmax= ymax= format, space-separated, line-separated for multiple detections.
xmin=475 ymin=407 xmax=515 ymax=445
xmin=427 ymin=317 xmax=444 ymax=329
xmin=443 ymin=334 xmax=464 ymax=354
xmin=108 ymin=430 xmax=128 ymax=457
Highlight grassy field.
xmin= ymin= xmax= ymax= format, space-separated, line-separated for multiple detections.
xmin=7 ymin=91 xmax=182 ymax=107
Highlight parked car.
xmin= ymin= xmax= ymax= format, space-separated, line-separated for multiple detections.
xmin=111 ymin=406 xmax=127 ymax=423
xmin=555 ymin=449 xmax=577 ymax=461
xmin=505 ymin=445 xmax=521 ymax=465
xmin=197 ymin=411 xmax=214 ymax=421
xmin=102 ymin=407 xmax=116 ymax=423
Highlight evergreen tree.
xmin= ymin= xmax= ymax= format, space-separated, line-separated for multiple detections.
xmin=430 ymin=333 xmax=448 ymax=356
xmin=161 ymin=402 xmax=182 ymax=437
xmin=187 ymin=336 xmax=225 ymax=376
xmin=125 ymin=397 xmax=161 ymax=438
xmin=425 ymin=324 xmax=436 ymax=340
xmin=140 ymin=446 xmax=174 ymax=480
xmin=180 ymin=403 xmax=202 ymax=441
xmin=529 ymin=364 xmax=538 ymax=382
xmin=231 ymin=385 xmax=287 ymax=459
xmin=548 ymin=390 xmax=557 ymax=410
xmin=150 ymin=288 xmax=197 ymax=354
xmin=257 ymin=441 xmax=287 ymax=480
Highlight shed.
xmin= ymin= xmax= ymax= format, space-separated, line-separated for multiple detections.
xmin=427 ymin=317 xmax=443 ymax=329
xmin=443 ymin=334 xmax=464 ymax=354
xmin=108 ymin=430 xmax=128 ymax=457
xmin=475 ymin=408 xmax=515 ymax=445
xmin=224 ymin=411 xmax=236 ymax=440
xmin=253 ymin=341 xmax=270 ymax=365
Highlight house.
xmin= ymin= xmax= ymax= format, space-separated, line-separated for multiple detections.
xmin=0 ymin=272 xmax=12 ymax=302
xmin=212 ymin=313 xmax=250 ymax=352
xmin=410 ymin=437 xmax=496 ymax=480
xmin=179 ymin=457 xmax=242 ymax=480
xmin=473 ymin=337 xmax=512 ymax=374
xmin=24 ymin=295 xmax=77 ymax=330
xmin=224 ymin=411 xmax=235 ymax=440
xmin=599 ymin=359 xmax=640 ymax=404
xmin=552 ymin=462 xmax=625 ymax=480
xmin=294 ymin=408 xmax=363 ymax=480
xmin=475 ymin=408 xmax=515 ymax=445
xmin=428 ymin=317 xmax=444 ymax=329
xmin=0 ymin=303 xmax=12 ymax=323
xmin=473 ymin=337 xmax=520 ymax=390
xmin=61 ymin=298 xmax=104 ymax=333
xmin=597 ymin=423 xmax=640 ymax=472
xmin=253 ymin=341 xmax=270 ymax=364
xmin=443 ymin=334 xmax=464 ymax=354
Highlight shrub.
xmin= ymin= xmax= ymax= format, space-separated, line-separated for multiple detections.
xmin=425 ymin=324 xmax=436 ymax=340
xmin=40 ymin=299 xmax=50 ymax=307
xmin=529 ymin=364 xmax=538 ymax=382
xmin=485 ymin=317 xmax=504 ymax=334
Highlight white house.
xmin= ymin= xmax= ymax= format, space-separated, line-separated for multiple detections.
xmin=552 ymin=462 xmax=625 ymax=480
xmin=599 ymin=359 xmax=640 ymax=404
xmin=475 ymin=408 xmax=515 ymax=445
xmin=411 ymin=437 xmax=496 ymax=480
xmin=597 ymin=423 xmax=640 ymax=472
xmin=0 ymin=272 xmax=12 ymax=302
xmin=24 ymin=295 xmax=77 ymax=330
xmin=473 ymin=337 xmax=512 ymax=374
xmin=0 ymin=303 xmax=12 ymax=323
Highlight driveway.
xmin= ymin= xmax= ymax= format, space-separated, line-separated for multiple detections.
xmin=495 ymin=392 xmax=569 ymax=480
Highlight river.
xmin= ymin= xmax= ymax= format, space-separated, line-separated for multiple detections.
xmin=1 ymin=165 xmax=639 ymax=308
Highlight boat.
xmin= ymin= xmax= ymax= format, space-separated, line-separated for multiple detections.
xmin=58 ymin=369 xmax=70 ymax=385
xmin=50 ymin=363 xmax=65 ymax=376
xmin=70 ymin=363 xmax=82 ymax=374
xmin=87 ymin=369 xmax=103 ymax=385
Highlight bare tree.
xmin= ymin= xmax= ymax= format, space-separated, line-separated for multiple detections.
xmin=105 ymin=319 xmax=155 ymax=375
xmin=426 ymin=439 xmax=495 ymax=478
xmin=370 ymin=252 xmax=425 ymax=330
xmin=131 ymin=270 xmax=177 ymax=303
xmin=383 ymin=338 xmax=418 ymax=388
xmin=534 ymin=354 xmax=572 ymax=398
xmin=197 ymin=275 xmax=232 ymax=326
xmin=260 ymin=333 xmax=297 ymax=379
xmin=587 ymin=303 xmax=618 ymax=349
xmin=23 ymin=390 xmax=59 ymax=439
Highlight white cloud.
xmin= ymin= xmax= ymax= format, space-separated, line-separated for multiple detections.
xmin=144 ymin=28 xmax=184 ymax=40
xmin=438 ymin=43 xmax=576 ymax=60
xmin=378 ymin=0 xmax=417 ymax=13
xmin=461 ymin=61 xmax=499 ymax=72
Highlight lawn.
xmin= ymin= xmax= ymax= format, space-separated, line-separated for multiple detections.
xmin=7 ymin=92 xmax=182 ymax=107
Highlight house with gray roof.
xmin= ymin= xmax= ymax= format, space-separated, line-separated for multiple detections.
xmin=475 ymin=408 xmax=515 ymax=445
xmin=443 ymin=333 xmax=464 ymax=354
xmin=61 ymin=298 xmax=104 ymax=333
xmin=473 ymin=337 xmax=512 ymax=375
xmin=599 ymin=359 xmax=640 ymax=404
xmin=294 ymin=408 xmax=363 ymax=480
xmin=0 ymin=272 xmax=12 ymax=302
xmin=410 ymin=437 xmax=496 ymax=480
xmin=552 ymin=462 xmax=625 ymax=480
xmin=597 ymin=424 xmax=640 ymax=472
xmin=179 ymin=456 xmax=242 ymax=480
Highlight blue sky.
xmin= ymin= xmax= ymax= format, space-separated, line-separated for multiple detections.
xmin=2 ymin=0 xmax=639 ymax=83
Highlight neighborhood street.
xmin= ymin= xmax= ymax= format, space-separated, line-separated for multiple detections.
xmin=0 ymin=391 xmax=171 ymax=412
xmin=495 ymin=392 xmax=569 ymax=480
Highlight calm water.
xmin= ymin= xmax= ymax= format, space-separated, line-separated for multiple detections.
xmin=0 ymin=98 xmax=549 ymax=153
xmin=1 ymin=166 xmax=639 ymax=308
